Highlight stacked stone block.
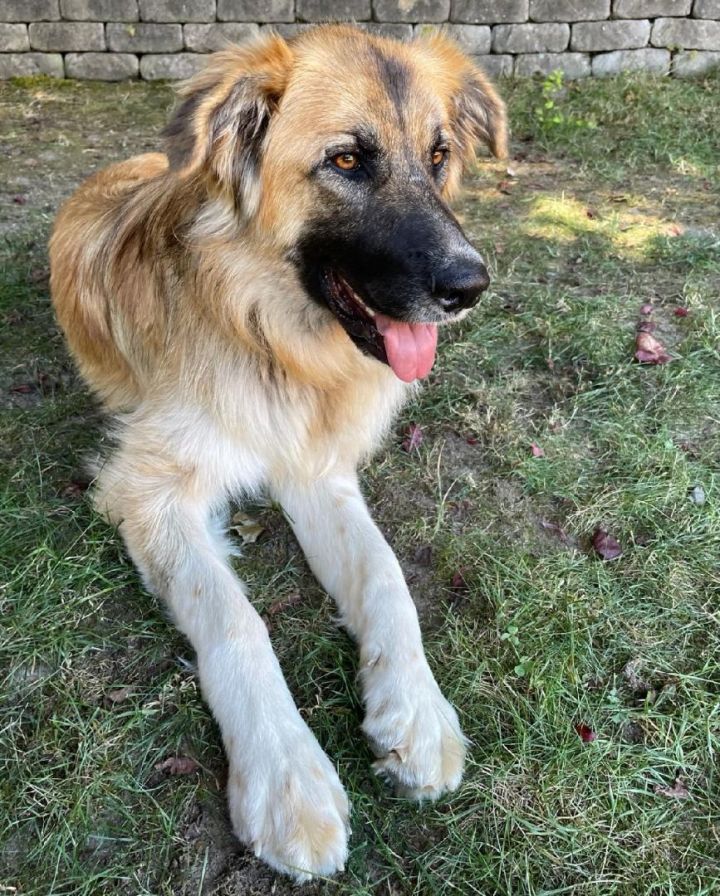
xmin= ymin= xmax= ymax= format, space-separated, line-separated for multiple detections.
xmin=0 ymin=0 xmax=718 ymax=80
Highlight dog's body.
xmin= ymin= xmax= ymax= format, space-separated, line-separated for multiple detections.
xmin=50 ymin=25 xmax=506 ymax=881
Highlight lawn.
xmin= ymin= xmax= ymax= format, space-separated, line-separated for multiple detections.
xmin=1 ymin=69 xmax=719 ymax=896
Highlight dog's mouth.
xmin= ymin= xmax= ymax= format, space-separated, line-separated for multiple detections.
xmin=321 ymin=269 xmax=438 ymax=383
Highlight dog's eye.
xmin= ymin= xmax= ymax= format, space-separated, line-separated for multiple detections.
xmin=431 ymin=147 xmax=448 ymax=168
xmin=332 ymin=152 xmax=360 ymax=172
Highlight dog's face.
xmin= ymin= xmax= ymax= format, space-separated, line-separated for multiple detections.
xmin=164 ymin=26 xmax=507 ymax=382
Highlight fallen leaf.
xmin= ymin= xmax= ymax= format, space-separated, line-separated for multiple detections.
xmin=585 ymin=207 xmax=597 ymax=219
xmin=230 ymin=511 xmax=265 ymax=544
xmin=413 ymin=544 xmax=433 ymax=566
xmin=640 ymin=303 xmax=654 ymax=315
xmin=530 ymin=442 xmax=544 ymax=458
xmin=266 ymin=591 xmax=302 ymax=616
xmin=154 ymin=756 xmax=200 ymax=776
xmin=635 ymin=331 xmax=670 ymax=365
xmin=450 ymin=570 xmax=468 ymax=592
xmin=540 ymin=519 xmax=571 ymax=544
xmin=60 ymin=479 xmax=90 ymax=499
xmin=505 ymin=166 xmax=517 ymax=178
xmin=401 ymin=422 xmax=423 ymax=452
xmin=667 ymin=223 xmax=683 ymax=237
xmin=12 ymin=195 xmax=27 ymax=205
xmin=10 ymin=383 xmax=33 ymax=394
xmin=674 ymin=306 xmax=689 ymax=317
xmin=466 ymin=435 xmax=479 ymax=445
xmin=575 ymin=723 xmax=597 ymax=743
xmin=593 ymin=529 xmax=622 ymax=561
xmin=654 ymin=777 xmax=690 ymax=799
xmin=105 ymin=686 xmax=132 ymax=704
xmin=497 ymin=180 xmax=513 ymax=195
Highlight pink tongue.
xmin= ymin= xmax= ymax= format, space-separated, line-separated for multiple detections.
xmin=375 ymin=314 xmax=438 ymax=383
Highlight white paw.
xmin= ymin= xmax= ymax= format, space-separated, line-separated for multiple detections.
xmin=361 ymin=656 xmax=467 ymax=800
xmin=227 ymin=727 xmax=349 ymax=882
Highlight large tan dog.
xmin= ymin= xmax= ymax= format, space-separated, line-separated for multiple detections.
xmin=50 ymin=25 xmax=507 ymax=881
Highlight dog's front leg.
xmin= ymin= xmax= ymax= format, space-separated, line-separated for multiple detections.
xmin=273 ymin=472 xmax=466 ymax=799
xmin=96 ymin=446 xmax=348 ymax=881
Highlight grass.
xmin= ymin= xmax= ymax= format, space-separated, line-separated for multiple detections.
xmin=1 ymin=69 xmax=719 ymax=896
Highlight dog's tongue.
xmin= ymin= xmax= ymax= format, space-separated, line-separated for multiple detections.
xmin=375 ymin=314 xmax=438 ymax=383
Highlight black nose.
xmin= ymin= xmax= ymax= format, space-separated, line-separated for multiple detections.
xmin=432 ymin=259 xmax=490 ymax=314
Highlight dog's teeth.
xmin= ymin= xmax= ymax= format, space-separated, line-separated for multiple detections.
xmin=355 ymin=293 xmax=375 ymax=317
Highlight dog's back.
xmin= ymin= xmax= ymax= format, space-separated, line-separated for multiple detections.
xmin=50 ymin=152 xmax=172 ymax=409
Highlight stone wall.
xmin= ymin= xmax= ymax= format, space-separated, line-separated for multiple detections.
xmin=1 ymin=0 xmax=718 ymax=80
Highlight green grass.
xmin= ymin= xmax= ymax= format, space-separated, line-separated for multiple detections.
xmin=1 ymin=70 xmax=719 ymax=896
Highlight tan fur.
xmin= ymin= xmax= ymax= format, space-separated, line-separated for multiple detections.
xmin=49 ymin=25 xmax=507 ymax=882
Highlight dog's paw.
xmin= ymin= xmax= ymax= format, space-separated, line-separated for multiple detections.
xmin=228 ymin=730 xmax=349 ymax=882
xmin=361 ymin=659 xmax=466 ymax=800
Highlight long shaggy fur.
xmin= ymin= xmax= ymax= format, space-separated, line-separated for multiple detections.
xmin=50 ymin=24 xmax=507 ymax=882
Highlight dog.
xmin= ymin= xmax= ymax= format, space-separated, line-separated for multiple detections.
xmin=49 ymin=24 xmax=507 ymax=881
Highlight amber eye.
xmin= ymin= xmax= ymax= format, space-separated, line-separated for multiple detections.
xmin=432 ymin=147 xmax=448 ymax=167
xmin=333 ymin=152 xmax=360 ymax=171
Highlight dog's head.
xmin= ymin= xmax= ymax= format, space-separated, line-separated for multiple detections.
xmin=164 ymin=25 xmax=507 ymax=383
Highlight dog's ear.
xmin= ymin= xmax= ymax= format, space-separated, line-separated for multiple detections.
xmin=163 ymin=34 xmax=293 ymax=211
xmin=414 ymin=32 xmax=508 ymax=193
xmin=452 ymin=64 xmax=508 ymax=163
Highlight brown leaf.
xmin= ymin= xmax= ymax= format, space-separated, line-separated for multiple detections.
xmin=540 ymin=519 xmax=571 ymax=544
xmin=497 ymin=180 xmax=513 ymax=195
xmin=230 ymin=511 xmax=265 ymax=545
xmin=401 ymin=422 xmax=423 ymax=452
xmin=60 ymin=479 xmax=90 ymax=499
xmin=10 ymin=383 xmax=34 ymax=394
xmin=266 ymin=591 xmax=302 ymax=617
xmin=654 ymin=777 xmax=690 ymax=800
xmin=530 ymin=442 xmax=544 ymax=458
xmin=154 ymin=756 xmax=200 ymax=776
xmin=592 ymin=529 xmax=622 ymax=561
xmin=12 ymin=194 xmax=27 ymax=205
xmin=635 ymin=331 xmax=670 ymax=365
xmin=585 ymin=208 xmax=597 ymax=219
xmin=105 ymin=686 xmax=132 ymax=704
xmin=450 ymin=570 xmax=468 ymax=592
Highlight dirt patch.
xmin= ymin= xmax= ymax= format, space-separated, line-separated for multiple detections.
xmin=0 ymin=79 xmax=172 ymax=237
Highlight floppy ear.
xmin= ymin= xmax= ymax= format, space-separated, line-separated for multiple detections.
xmin=453 ymin=64 xmax=509 ymax=163
xmin=163 ymin=34 xmax=293 ymax=211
